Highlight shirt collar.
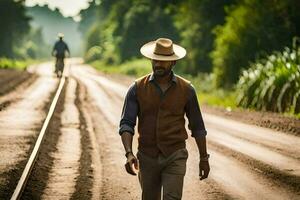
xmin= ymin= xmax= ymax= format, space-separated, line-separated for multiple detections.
xmin=149 ymin=71 xmax=177 ymax=83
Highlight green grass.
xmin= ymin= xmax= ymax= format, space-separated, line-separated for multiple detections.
xmin=182 ymin=73 xmax=237 ymax=109
xmin=0 ymin=57 xmax=36 ymax=70
xmin=90 ymin=58 xmax=151 ymax=78
xmin=197 ymin=90 xmax=237 ymax=109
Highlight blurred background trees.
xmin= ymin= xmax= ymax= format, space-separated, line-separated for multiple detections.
xmin=1 ymin=0 xmax=299 ymax=114
xmin=82 ymin=0 xmax=180 ymax=64
xmin=0 ymin=0 xmax=81 ymax=61
xmin=211 ymin=0 xmax=300 ymax=88
xmin=80 ymin=0 xmax=299 ymax=82
xmin=174 ymin=0 xmax=235 ymax=75
xmin=0 ymin=0 xmax=30 ymax=58
xmin=78 ymin=0 xmax=299 ymax=114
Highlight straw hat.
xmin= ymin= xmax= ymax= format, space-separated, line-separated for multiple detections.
xmin=140 ymin=38 xmax=186 ymax=61
xmin=57 ymin=33 xmax=64 ymax=38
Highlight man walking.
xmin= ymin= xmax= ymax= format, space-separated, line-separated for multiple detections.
xmin=119 ymin=38 xmax=210 ymax=200
xmin=51 ymin=33 xmax=70 ymax=77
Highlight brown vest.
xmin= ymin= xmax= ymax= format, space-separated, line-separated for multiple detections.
xmin=136 ymin=74 xmax=190 ymax=157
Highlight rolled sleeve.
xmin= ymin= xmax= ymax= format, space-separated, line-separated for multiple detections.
xmin=119 ymin=82 xmax=138 ymax=135
xmin=185 ymin=84 xmax=207 ymax=138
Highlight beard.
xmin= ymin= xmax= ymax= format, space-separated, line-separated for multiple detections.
xmin=153 ymin=67 xmax=171 ymax=77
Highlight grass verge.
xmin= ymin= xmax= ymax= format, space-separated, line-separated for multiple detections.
xmin=0 ymin=58 xmax=37 ymax=70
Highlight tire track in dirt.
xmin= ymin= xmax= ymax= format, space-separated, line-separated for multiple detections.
xmin=0 ymin=76 xmax=58 ymax=199
xmin=21 ymin=78 xmax=66 ymax=199
xmin=73 ymin=66 xmax=141 ymax=199
xmin=40 ymin=78 xmax=82 ymax=199
xmin=0 ymin=73 xmax=37 ymax=111
xmin=208 ymin=140 xmax=300 ymax=197
xmin=77 ymin=81 xmax=140 ymax=199
xmin=0 ymin=69 xmax=32 ymax=96
xmin=184 ymin=122 xmax=298 ymax=199
xmin=204 ymin=113 xmax=300 ymax=159
xmin=22 ymin=63 xmax=95 ymax=199
xmin=75 ymin=79 xmax=102 ymax=200
xmin=208 ymin=127 xmax=300 ymax=176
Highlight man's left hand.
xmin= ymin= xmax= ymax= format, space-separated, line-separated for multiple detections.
xmin=199 ymin=160 xmax=210 ymax=180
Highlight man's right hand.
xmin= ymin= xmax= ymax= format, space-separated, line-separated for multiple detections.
xmin=125 ymin=153 xmax=139 ymax=176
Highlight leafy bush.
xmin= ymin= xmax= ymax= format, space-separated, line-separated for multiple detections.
xmin=185 ymin=73 xmax=237 ymax=108
xmin=85 ymin=46 xmax=102 ymax=62
xmin=237 ymin=39 xmax=300 ymax=114
xmin=211 ymin=0 xmax=300 ymax=88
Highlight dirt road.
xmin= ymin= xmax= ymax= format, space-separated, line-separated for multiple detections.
xmin=0 ymin=59 xmax=299 ymax=199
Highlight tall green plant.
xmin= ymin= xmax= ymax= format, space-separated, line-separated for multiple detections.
xmin=237 ymin=38 xmax=300 ymax=114
xmin=212 ymin=0 xmax=300 ymax=88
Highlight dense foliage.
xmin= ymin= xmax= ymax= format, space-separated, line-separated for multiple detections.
xmin=174 ymin=0 xmax=234 ymax=74
xmin=0 ymin=0 xmax=30 ymax=58
xmin=212 ymin=0 xmax=300 ymax=87
xmin=81 ymin=0 xmax=180 ymax=64
xmin=77 ymin=0 xmax=300 ymax=114
xmin=80 ymin=0 xmax=300 ymax=89
xmin=1 ymin=0 xmax=300 ymax=114
xmin=0 ymin=1 xmax=54 ymax=60
xmin=0 ymin=57 xmax=32 ymax=70
xmin=237 ymin=39 xmax=300 ymax=114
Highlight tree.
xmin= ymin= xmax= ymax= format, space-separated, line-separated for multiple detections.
xmin=83 ymin=0 xmax=180 ymax=63
xmin=211 ymin=0 xmax=300 ymax=88
xmin=174 ymin=0 xmax=234 ymax=75
xmin=78 ymin=0 xmax=98 ymax=38
xmin=0 ymin=0 xmax=30 ymax=58
xmin=118 ymin=0 xmax=179 ymax=61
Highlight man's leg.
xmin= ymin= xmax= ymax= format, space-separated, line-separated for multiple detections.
xmin=137 ymin=151 xmax=162 ymax=200
xmin=61 ymin=57 xmax=65 ymax=69
xmin=55 ymin=58 xmax=59 ymax=73
xmin=56 ymin=58 xmax=64 ymax=77
xmin=161 ymin=148 xmax=188 ymax=200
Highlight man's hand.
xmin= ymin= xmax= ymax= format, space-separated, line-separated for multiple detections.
xmin=125 ymin=153 xmax=139 ymax=176
xmin=199 ymin=160 xmax=210 ymax=180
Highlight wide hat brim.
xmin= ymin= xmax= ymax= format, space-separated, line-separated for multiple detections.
xmin=58 ymin=33 xmax=64 ymax=38
xmin=140 ymin=41 xmax=186 ymax=61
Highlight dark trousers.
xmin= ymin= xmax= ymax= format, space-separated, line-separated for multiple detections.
xmin=137 ymin=148 xmax=188 ymax=200
xmin=55 ymin=57 xmax=64 ymax=72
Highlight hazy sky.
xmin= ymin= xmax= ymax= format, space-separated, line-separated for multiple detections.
xmin=25 ymin=0 xmax=92 ymax=17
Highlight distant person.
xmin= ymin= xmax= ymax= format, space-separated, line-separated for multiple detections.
xmin=119 ymin=38 xmax=210 ymax=200
xmin=51 ymin=33 xmax=70 ymax=77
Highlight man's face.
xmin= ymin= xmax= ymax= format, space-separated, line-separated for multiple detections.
xmin=151 ymin=59 xmax=175 ymax=77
